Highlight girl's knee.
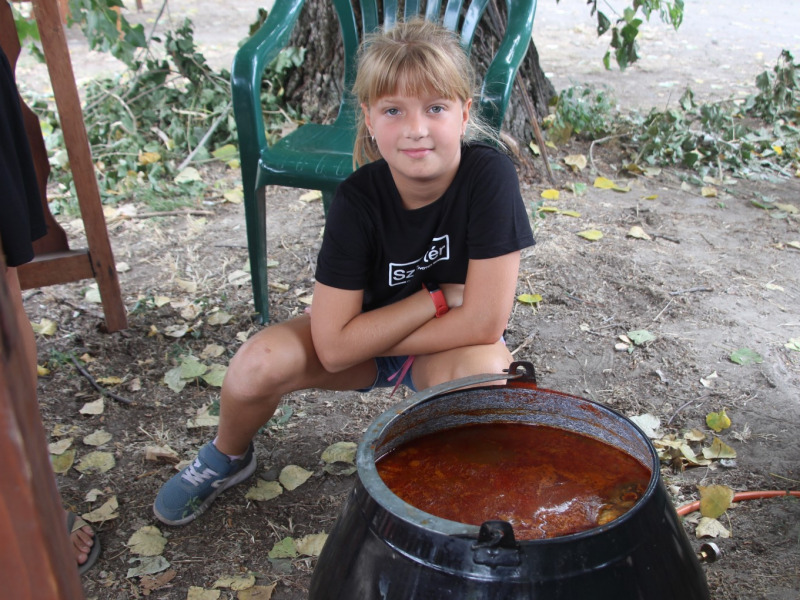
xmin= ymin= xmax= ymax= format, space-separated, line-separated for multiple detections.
xmin=222 ymin=323 xmax=315 ymax=401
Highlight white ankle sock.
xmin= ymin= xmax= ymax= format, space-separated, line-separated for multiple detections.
xmin=213 ymin=438 xmax=245 ymax=461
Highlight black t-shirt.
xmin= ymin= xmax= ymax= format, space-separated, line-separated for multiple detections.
xmin=315 ymin=143 xmax=534 ymax=312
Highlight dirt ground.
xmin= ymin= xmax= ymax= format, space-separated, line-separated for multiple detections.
xmin=14 ymin=0 xmax=800 ymax=598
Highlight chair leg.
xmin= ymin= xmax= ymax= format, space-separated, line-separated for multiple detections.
xmin=245 ymin=185 xmax=270 ymax=323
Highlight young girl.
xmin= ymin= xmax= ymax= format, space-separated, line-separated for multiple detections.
xmin=154 ymin=18 xmax=535 ymax=526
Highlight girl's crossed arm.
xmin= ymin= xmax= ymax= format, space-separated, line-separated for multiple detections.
xmin=310 ymin=251 xmax=520 ymax=372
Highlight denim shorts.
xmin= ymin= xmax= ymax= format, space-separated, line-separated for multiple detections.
xmin=358 ymin=356 xmax=417 ymax=393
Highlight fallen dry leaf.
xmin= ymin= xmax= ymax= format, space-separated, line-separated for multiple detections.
xmin=139 ymin=569 xmax=177 ymax=592
xmin=237 ymin=584 xmax=277 ymax=600
xmin=83 ymin=495 xmax=119 ymax=523
xmin=279 ymin=465 xmax=313 ymax=491
xmin=296 ymin=533 xmax=328 ymax=557
xmin=83 ymin=429 xmax=113 ymax=446
xmin=79 ymin=398 xmax=105 ymax=415
xmin=695 ymin=516 xmax=731 ymax=539
xmin=245 ymin=479 xmax=283 ymax=502
xmin=75 ymin=451 xmax=116 ymax=474
xmin=145 ymin=444 xmax=181 ymax=464
xmin=127 ymin=525 xmax=168 ymax=556
xmin=49 ymin=437 xmax=74 ymax=455
xmin=212 ymin=574 xmax=256 ymax=590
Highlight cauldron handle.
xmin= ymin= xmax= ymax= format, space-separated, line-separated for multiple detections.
xmin=407 ymin=361 xmax=537 ymax=404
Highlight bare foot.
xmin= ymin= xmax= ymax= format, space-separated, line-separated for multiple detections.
xmin=66 ymin=512 xmax=95 ymax=567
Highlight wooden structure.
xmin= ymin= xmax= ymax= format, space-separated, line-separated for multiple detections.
xmin=1 ymin=0 xmax=127 ymax=332
xmin=0 ymin=250 xmax=85 ymax=597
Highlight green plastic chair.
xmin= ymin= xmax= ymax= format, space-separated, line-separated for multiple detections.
xmin=231 ymin=0 xmax=537 ymax=322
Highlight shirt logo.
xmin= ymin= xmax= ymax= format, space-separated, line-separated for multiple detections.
xmin=388 ymin=235 xmax=450 ymax=287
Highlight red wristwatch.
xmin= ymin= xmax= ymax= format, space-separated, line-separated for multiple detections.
xmin=423 ymin=282 xmax=449 ymax=317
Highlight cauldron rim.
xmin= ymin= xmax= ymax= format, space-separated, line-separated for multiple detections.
xmin=356 ymin=366 xmax=661 ymax=544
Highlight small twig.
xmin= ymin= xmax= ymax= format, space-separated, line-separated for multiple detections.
xmin=669 ymin=286 xmax=713 ymax=296
xmin=511 ymin=332 xmax=537 ymax=356
xmin=769 ymin=472 xmax=800 ymax=485
xmin=651 ymin=233 xmax=681 ymax=244
xmin=516 ymin=71 xmax=555 ymax=185
xmin=70 ymin=356 xmax=133 ymax=405
xmin=651 ymin=298 xmax=673 ymax=323
xmin=589 ymin=133 xmax=629 ymax=175
xmin=667 ymin=393 xmax=711 ymax=426
xmin=177 ymin=100 xmax=233 ymax=171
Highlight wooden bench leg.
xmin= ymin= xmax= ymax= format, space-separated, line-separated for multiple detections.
xmin=0 ymin=254 xmax=85 ymax=600
xmin=31 ymin=0 xmax=128 ymax=332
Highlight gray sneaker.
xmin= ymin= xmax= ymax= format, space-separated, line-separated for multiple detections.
xmin=153 ymin=441 xmax=256 ymax=526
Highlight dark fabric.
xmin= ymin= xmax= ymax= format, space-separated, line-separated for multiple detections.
xmin=0 ymin=44 xmax=46 ymax=267
xmin=315 ymin=143 xmax=534 ymax=312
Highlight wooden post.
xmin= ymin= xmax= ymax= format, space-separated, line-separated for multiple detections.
xmin=0 ymin=252 xmax=85 ymax=599
xmin=15 ymin=0 xmax=129 ymax=332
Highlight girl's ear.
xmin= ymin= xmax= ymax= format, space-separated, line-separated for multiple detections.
xmin=361 ymin=103 xmax=372 ymax=135
xmin=461 ymin=98 xmax=473 ymax=136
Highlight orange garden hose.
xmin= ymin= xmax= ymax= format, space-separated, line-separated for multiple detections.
xmin=676 ymin=490 xmax=800 ymax=516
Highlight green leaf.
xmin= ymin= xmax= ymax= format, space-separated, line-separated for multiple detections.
xmin=729 ymin=348 xmax=763 ymax=365
xmin=627 ymin=330 xmax=656 ymax=346
xmin=211 ymin=144 xmax=238 ymax=161
xmin=201 ymin=364 xmax=227 ymax=387
xmin=268 ymin=537 xmax=298 ymax=559
xmin=706 ymin=408 xmax=731 ymax=432
xmin=785 ymin=338 xmax=800 ymax=352
xmin=596 ymin=11 xmax=611 ymax=36
xmin=698 ymin=484 xmax=734 ymax=519
xmin=164 ymin=366 xmax=187 ymax=392
xmin=179 ymin=355 xmax=208 ymax=379
xmin=517 ymin=293 xmax=543 ymax=305
xmin=577 ymin=229 xmax=604 ymax=241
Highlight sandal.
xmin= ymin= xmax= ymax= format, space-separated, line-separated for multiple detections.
xmin=66 ymin=512 xmax=101 ymax=575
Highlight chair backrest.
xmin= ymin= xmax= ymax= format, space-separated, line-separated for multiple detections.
xmin=331 ymin=0 xmax=536 ymax=132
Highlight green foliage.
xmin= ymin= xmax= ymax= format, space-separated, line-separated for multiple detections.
xmin=564 ymin=0 xmax=685 ymax=70
xmin=20 ymin=12 xmax=304 ymax=212
xmin=546 ymin=85 xmax=618 ymax=144
xmin=626 ymin=51 xmax=800 ymax=177
xmin=545 ymin=51 xmax=800 ymax=180
xmin=66 ymin=0 xmax=146 ymax=66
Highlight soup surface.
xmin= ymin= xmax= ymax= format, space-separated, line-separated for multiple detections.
xmin=376 ymin=423 xmax=651 ymax=540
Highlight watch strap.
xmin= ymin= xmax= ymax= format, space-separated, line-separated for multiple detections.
xmin=424 ymin=282 xmax=449 ymax=317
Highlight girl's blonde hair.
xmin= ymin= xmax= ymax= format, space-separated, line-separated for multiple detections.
xmin=351 ymin=18 xmax=497 ymax=167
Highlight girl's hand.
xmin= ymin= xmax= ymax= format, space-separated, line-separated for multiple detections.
xmin=440 ymin=283 xmax=464 ymax=309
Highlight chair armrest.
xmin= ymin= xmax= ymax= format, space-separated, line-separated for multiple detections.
xmin=479 ymin=0 xmax=537 ymax=130
xmin=231 ymin=0 xmax=306 ymax=194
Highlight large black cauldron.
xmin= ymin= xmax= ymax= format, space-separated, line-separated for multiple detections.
xmin=309 ymin=362 xmax=710 ymax=599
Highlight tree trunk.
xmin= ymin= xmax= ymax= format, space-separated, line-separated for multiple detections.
xmin=282 ymin=0 xmax=556 ymax=176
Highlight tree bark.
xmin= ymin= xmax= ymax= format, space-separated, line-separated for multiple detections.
xmin=281 ymin=0 xmax=556 ymax=176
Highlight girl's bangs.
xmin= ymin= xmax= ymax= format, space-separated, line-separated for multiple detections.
xmin=371 ymin=52 xmax=463 ymax=101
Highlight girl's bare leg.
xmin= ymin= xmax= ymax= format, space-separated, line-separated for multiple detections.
xmin=214 ymin=315 xmax=378 ymax=456
xmin=410 ymin=339 xmax=512 ymax=391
